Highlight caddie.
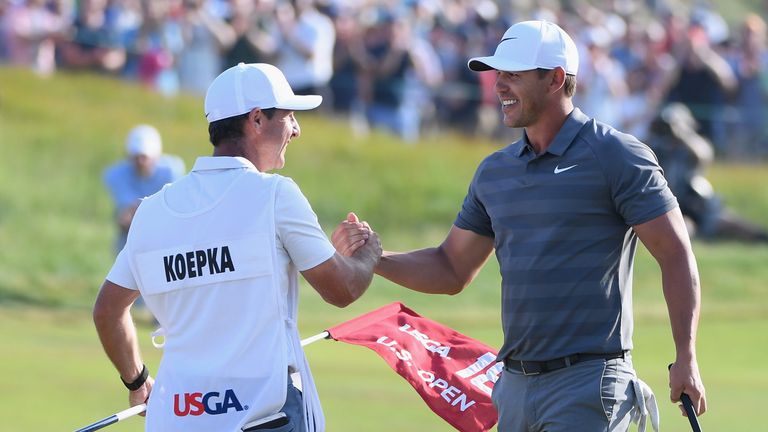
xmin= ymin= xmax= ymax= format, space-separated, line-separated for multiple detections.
xmin=93 ymin=62 xmax=381 ymax=432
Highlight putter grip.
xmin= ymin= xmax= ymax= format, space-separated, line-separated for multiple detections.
xmin=668 ymin=363 xmax=702 ymax=432
xmin=680 ymin=393 xmax=702 ymax=432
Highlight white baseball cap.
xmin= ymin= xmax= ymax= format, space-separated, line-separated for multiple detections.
xmin=204 ymin=63 xmax=322 ymax=123
xmin=125 ymin=124 xmax=162 ymax=157
xmin=468 ymin=20 xmax=579 ymax=75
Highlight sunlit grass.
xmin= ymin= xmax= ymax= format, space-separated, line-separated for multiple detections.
xmin=1 ymin=66 xmax=766 ymax=431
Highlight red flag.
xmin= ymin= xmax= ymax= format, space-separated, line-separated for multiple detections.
xmin=327 ymin=302 xmax=501 ymax=432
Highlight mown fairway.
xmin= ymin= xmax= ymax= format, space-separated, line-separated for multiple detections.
xmin=1 ymin=67 xmax=766 ymax=431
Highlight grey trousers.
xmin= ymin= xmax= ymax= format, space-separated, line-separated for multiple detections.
xmin=492 ymin=356 xmax=638 ymax=432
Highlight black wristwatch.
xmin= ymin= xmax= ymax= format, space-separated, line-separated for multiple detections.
xmin=121 ymin=364 xmax=149 ymax=391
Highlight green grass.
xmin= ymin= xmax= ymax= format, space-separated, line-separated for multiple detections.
xmin=1 ymin=66 xmax=767 ymax=431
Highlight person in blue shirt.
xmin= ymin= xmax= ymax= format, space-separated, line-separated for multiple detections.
xmin=103 ymin=124 xmax=186 ymax=253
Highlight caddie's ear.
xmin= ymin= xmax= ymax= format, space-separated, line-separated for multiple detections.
xmin=248 ymin=107 xmax=263 ymax=129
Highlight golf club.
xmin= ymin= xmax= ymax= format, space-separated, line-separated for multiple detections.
xmin=680 ymin=393 xmax=702 ymax=432
xmin=668 ymin=363 xmax=702 ymax=432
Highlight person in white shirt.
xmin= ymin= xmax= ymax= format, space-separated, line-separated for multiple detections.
xmin=275 ymin=0 xmax=335 ymax=96
xmin=93 ymin=62 xmax=381 ymax=432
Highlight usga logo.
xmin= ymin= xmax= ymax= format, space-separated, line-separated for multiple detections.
xmin=174 ymin=389 xmax=248 ymax=416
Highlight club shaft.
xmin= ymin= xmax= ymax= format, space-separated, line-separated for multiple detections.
xmin=680 ymin=393 xmax=702 ymax=432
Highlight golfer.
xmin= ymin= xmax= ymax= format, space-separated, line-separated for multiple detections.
xmin=374 ymin=20 xmax=706 ymax=431
xmin=93 ymin=63 xmax=381 ymax=432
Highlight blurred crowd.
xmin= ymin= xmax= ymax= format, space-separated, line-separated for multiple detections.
xmin=3 ymin=0 xmax=768 ymax=159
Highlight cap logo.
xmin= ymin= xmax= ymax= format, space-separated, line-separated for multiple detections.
xmin=500 ymin=36 xmax=518 ymax=42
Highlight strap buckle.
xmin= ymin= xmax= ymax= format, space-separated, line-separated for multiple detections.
xmin=519 ymin=361 xmax=541 ymax=376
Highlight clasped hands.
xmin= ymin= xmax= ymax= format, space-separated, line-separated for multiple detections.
xmin=331 ymin=212 xmax=380 ymax=258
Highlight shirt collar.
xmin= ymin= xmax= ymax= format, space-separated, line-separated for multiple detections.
xmin=513 ymin=108 xmax=590 ymax=158
xmin=191 ymin=156 xmax=258 ymax=172
xmin=547 ymin=108 xmax=589 ymax=156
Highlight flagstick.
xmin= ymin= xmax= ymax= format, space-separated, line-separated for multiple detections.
xmin=74 ymin=404 xmax=147 ymax=432
xmin=301 ymin=331 xmax=330 ymax=346
xmin=75 ymin=332 xmax=331 ymax=431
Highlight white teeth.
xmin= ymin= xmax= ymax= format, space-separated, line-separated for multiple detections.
xmin=501 ymin=99 xmax=518 ymax=106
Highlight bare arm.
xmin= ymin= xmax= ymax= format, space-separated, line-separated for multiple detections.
xmin=375 ymin=225 xmax=494 ymax=295
xmin=93 ymin=280 xmax=153 ymax=409
xmin=200 ymin=10 xmax=236 ymax=50
xmin=276 ymin=4 xmax=314 ymax=59
xmin=701 ymin=48 xmax=738 ymax=96
xmin=302 ymin=231 xmax=381 ymax=308
xmin=634 ymin=208 xmax=707 ymax=416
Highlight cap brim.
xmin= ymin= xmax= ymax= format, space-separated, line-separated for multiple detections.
xmin=275 ymin=95 xmax=322 ymax=111
xmin=467 ymin=56 xmax=537 ymax=72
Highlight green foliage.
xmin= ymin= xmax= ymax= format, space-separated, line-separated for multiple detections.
xmin=1 ymin=67 xmax=767 ymax=431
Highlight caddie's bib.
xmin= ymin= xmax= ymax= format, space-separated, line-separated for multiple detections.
xmin=125 ymin=167 xmax=291 ymax=432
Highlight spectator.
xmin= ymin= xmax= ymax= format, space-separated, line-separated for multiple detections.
xmin=177 ymin=0 xmax=235 ymax=95
xmin=2 ymin=0 xmax=67 ymax=75
xmin=0 ymin=0 xmax=8 ymax=61
xmin=648 ymin=103 xmax=768 ymax=242
xmin=360 ymin=10 xmax=441 ymax=142
xmin=622 ymin=18 xmax=678 ymax=140
xmin=223 ymin=0 xmax=279 ymax=69
xmin=665 ymin=22 xmax=737 ymax=155
xmin=275 ymin=0 xmax=335 ymax=96
xmin=575 ymin=25 xmax=628 ymax=127
xmin=327 ymin=5 xmax=366 ymax=115
xmin=431 ymin=25 xmax=482 ymax=135
xmin=126 ymin=0 xmax=184 ymax=96
xmin=105 ymin=0 xmax=143 ymax=50
xmin=727 ymin=13 xmax=768 ymax=159
xmin=103 ymin=124 xmax=186 ymax=253
xmin=58 ymin=0 xmax=127 ymax=73
xmin=398 ymin=17 xmax=443 ymax=141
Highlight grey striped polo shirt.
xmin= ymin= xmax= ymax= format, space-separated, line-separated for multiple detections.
xmin=455 ymin=108 xmax=677 ymax=361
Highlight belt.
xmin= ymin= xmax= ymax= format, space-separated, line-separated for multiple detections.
xmin=504 ymin=351 xmax=627 ymax=376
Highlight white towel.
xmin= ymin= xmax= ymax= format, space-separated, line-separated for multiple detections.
xmin=631 ymin=378 xmax=660 ymax=432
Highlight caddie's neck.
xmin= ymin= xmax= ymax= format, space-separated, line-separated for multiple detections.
xmin=213 ymin=138 xmax=256 ymax=165
xmin=213 ymin=139 xmax=280 ymax=172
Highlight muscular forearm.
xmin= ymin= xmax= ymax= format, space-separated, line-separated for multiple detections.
xmin=660 ymin=250 xmax=701 ymax=361
xmin=662 ymin=249 xmax=707 ymax=414
xmin=376 ymin=247 xmax=467 ymax=295
xmin=95 ymin=310 xmax=144 ymax=381
xmin=337 ymin=249 xmax=379 ymax=304
xmin=93 ymin=285 xmax=144 ymax=383
xmin=376 ymin=226 xmax=494 ymax=295
xmin=305 ymin=234 xmax=381 ymax=308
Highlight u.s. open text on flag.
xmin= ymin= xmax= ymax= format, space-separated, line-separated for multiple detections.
xmin=327 ymin=302 xmax=501 ymax=432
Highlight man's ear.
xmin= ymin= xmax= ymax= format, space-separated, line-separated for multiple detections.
xmin=249 ymin=108 xmax=263 ymax=130
xmin=550 ymin=67 xmax=566 ymax=93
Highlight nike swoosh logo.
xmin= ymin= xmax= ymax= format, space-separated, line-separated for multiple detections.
xmin=554 ymin=164 xmax=578 ymax=174
xmin=500 ymin=36 xmax=518 ymax=42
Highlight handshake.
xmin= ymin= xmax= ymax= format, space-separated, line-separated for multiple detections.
xmin=331 ymin=212 xmax=382 ymax=261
